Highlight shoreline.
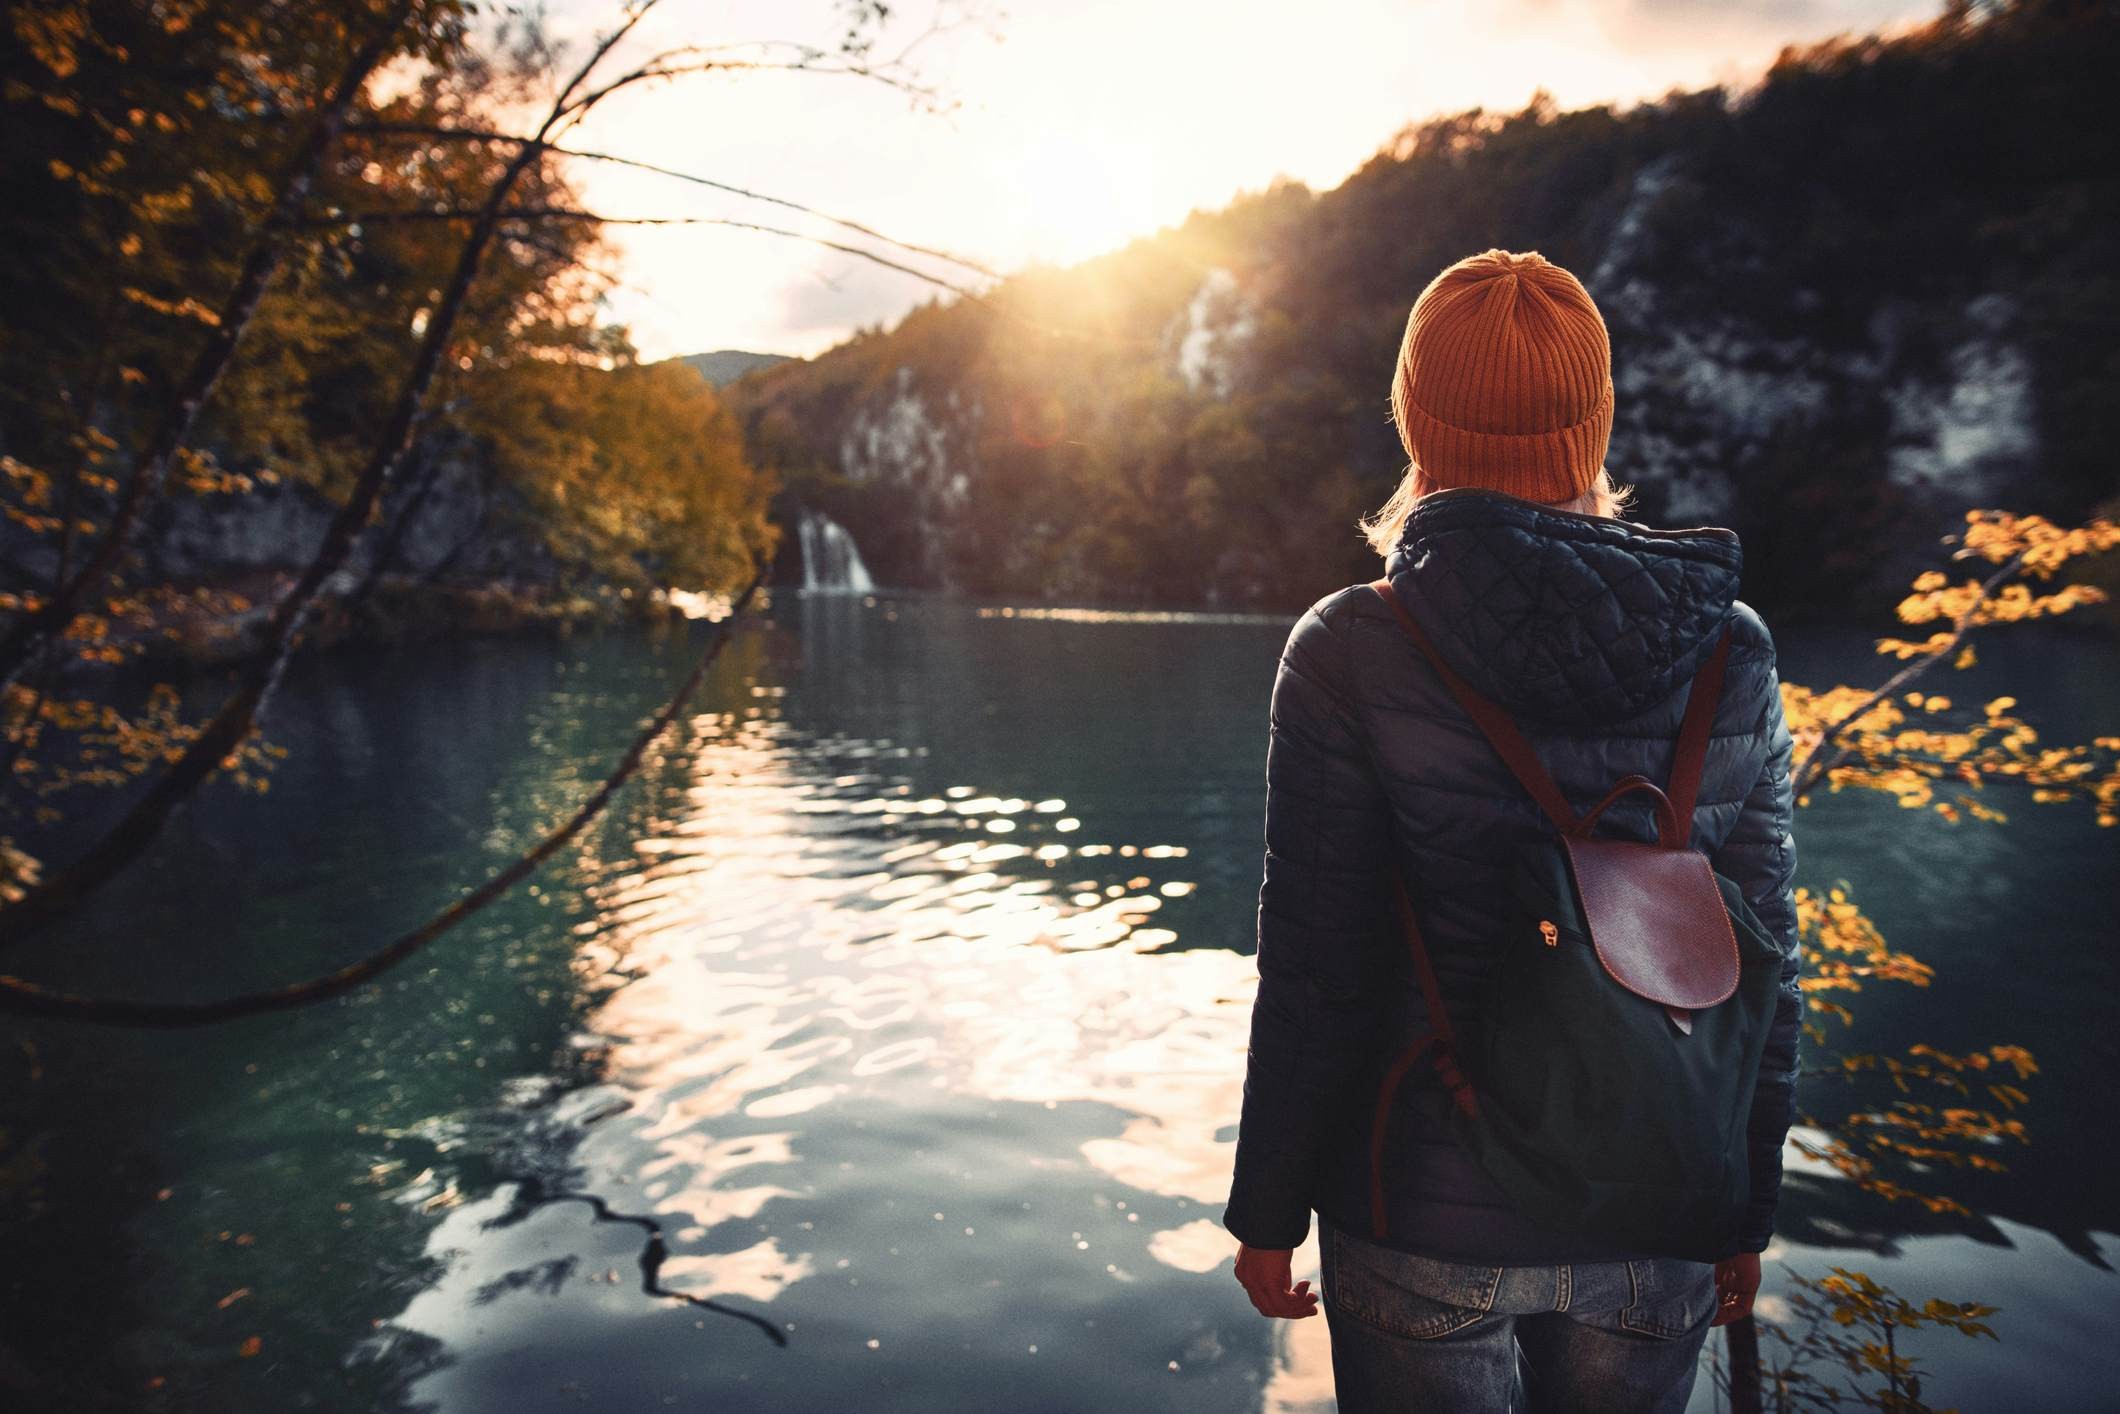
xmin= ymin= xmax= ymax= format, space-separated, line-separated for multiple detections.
xmin=83 ymin=555 xmax=2120 ymax=676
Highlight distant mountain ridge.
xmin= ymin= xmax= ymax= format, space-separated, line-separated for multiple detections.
xmin=671 ymin=349 xmax=793 ymax=387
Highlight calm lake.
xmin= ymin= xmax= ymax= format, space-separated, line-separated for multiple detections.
xmin=5 ymin=590 xmax=2117 ymax=1412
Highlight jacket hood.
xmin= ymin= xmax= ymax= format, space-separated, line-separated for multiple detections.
xmin=1383 ymin=486 xmax=1742 ymax=726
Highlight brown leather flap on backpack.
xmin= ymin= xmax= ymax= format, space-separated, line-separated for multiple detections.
xmin=1560 ymin=837 xmax=1740 ymax=1011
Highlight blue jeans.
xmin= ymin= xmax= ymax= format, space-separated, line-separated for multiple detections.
xmin=1318 ymin=1219 xmax=1716 ymax=1414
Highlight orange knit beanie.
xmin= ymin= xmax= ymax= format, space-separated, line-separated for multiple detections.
xmin=1390 ymin=248 xmax=1613 ymax=504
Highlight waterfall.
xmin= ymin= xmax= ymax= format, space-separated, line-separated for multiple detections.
xmin=798 ymin=509 xmax=876 ymax=593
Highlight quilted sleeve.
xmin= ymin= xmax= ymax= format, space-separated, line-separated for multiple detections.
xmin=1222 ymin=597 xmax=1394 ymax=1251
xmin=1711 ymin=636 xmax=1804 ymax=1255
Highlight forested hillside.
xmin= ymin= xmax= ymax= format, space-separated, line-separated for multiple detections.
xmin=731 ymin=0 xmax=2119 ymax=617
xmin=0 ymin=1 xmax=775 ymax=648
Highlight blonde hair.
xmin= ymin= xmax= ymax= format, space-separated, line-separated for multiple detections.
xmin=1358 ymin=463 xmax=1637 ymax=557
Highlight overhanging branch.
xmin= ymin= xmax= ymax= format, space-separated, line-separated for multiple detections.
xmin=340 ymin=119 xmax=1000 ymax=279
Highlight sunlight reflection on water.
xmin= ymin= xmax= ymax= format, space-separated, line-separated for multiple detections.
xmin=976 ymin=604 xmax=1291 ymax=625
xmin=383 ymin=703 xmax=1334 ymax=1412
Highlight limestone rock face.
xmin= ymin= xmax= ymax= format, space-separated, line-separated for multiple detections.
xmin=138 ymin=434 xmax=560 ymax=592
xmin=1601 ymin=160 xmax=2033 ymax=522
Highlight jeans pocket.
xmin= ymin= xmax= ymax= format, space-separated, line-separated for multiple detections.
xmin=1618 ymin=1257 xmax=1717 ymax=1339
xmin=1322 ymin=1224 xmax=1497 ymax=1341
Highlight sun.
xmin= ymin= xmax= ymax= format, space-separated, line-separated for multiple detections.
xmin=988 ymin=129 xmax=1165 ymax=268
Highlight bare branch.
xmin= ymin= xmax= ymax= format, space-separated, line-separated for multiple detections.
xmin=339 ymin=120 xmax=1001 ymax=279
xmin=311 ymin=204 xmax=988 ymax=298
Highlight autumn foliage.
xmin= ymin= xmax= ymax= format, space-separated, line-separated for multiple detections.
xmin=1730 ymin=505 xmax=2115 ymax=1409
xmin=0 ymin=0 xmax=780 ymax=910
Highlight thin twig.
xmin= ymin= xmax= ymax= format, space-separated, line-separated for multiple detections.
xmin=554 ymin=51 xmax=940 ymax=126
xmin=1790 ymin=545 xmax=2031 ymax=798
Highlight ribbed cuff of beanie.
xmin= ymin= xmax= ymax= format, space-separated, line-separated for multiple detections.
xmin=1400 ymin=381 xmax=1615 ymax=505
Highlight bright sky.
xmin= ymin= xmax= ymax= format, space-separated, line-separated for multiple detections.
xmin=550 ymin=0 xmax=1939 ymax=361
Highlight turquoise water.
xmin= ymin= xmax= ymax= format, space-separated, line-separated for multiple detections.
xmin=3 ymin=591 xmax=2115 ymax=1411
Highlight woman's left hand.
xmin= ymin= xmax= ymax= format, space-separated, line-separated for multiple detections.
xmin=1235 ymin=1243 xmax=1320 ymax=1319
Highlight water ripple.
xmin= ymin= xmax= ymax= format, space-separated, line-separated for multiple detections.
xmin=388 ymin=699 xmax=1332 ymax=1412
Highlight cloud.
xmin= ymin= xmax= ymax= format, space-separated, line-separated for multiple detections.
xmin=778 ymin=260 xmax=953 ymax=340
xmin=1503 ymin=0 xmax=1935 ymax=56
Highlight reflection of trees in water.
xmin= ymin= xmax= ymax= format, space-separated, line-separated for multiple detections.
xmin=0 ymin=1032 xmax=171 ymax=1411
xmin=473 ymin=1255 xmax=579 ymax=1305
xmin=1777 ymin=1172 xmax=2011 ymax=1259
xmin=1778 ymin=1171 xmax=2110 ymax=1272
xmin=0 ymin=1025 xmax=456 ymax=1412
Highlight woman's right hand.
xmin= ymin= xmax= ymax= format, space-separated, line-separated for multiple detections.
xmin=1711 ymin=1251 xmax=1761 ymax=1326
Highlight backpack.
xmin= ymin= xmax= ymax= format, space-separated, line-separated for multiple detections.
xmin=1365 ymin=578 xmax=1786 ymax=1264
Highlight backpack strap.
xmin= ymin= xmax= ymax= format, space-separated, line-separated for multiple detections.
xmin=1664 ymin=621 xmax=1734 ymax=838
xmin=1387 ymin=867 xmax=1473 ymax=1103
xmin=1371 ymin=578 xmax=1736 ymax=846
xmin=1370 ymin=864 xmax=1480 ymax=1239
xmin=1362 ymin=579 xmax=1511 ymax=1239
xmin=1368 ymin=579 xmax=1579 ymax=833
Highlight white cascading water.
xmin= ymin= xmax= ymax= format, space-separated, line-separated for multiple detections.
xmin=798 ymin=508 xmax=877 ymax=593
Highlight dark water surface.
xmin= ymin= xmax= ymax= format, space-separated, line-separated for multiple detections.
xmin=4 ymin=592 xmax=2116 ymax=1412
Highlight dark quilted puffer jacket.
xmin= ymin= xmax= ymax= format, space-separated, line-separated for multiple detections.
xmin=1222 ymin=485 xmax=1803 ymax=1263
